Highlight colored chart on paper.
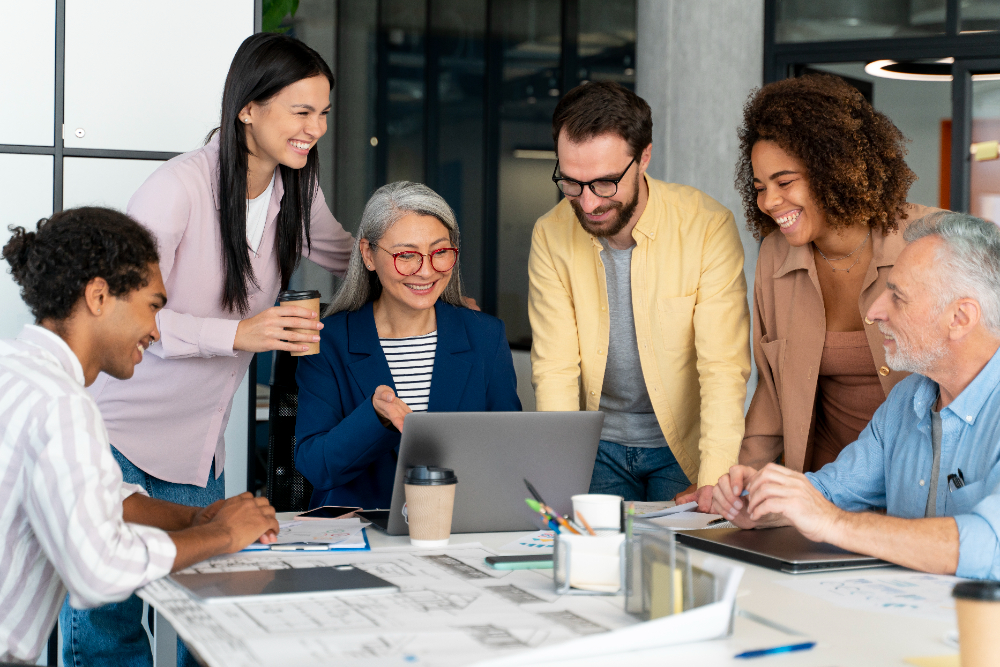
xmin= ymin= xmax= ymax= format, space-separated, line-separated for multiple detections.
xmin=499 ymin=531 xmax=556 ymax=553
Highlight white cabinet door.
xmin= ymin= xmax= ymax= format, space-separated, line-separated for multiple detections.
xmin=0 ymin=155 xmax=54 ymax=338
xmin=63 ymin=0 xmax=253 ymax=153
xmin=63 ymin=157 xmax=165 ymax=212
xmin=0 ymin=1 xmax=55 ymax=146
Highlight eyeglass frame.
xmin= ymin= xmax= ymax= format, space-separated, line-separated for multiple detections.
xmin=369 ymin=243 xmax=460 ymax=276
xmin=551 ymin=157 xmax=636 ymax=198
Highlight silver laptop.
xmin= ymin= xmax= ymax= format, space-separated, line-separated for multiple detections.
xmin=380 ymin=411 xmax=603 ymax=535
xmin=675 ymin=526 xmax=892 ymax=574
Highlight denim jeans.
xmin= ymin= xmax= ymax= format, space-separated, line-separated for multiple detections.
xmin=588 ymin=440 xmax=691 ymax=502
xmin=60 ymin=446 xmax=225 ymax=667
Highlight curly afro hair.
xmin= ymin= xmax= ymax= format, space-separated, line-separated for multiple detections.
xmin=2 ymin=206 xmax=160 ymax=322
xmin=735 ymin=74 xmax=916 ymax=241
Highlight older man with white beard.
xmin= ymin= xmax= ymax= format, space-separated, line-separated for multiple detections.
xmin=712 ymin=211 xmax=1000 ymax=579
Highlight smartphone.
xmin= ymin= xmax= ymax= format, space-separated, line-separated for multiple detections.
xmin=295 ymin=506 xmax=361 ymax=520
xmin=484 ymin=554 xmax=553 ymax=570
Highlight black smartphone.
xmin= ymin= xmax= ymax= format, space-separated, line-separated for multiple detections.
xmin=484 ymin=554 xmax=554 ymax=570
xmin=356 ymin=510 xmax=390 ymax=531
xmin=295 ymin=506 xmax=361 ymax=520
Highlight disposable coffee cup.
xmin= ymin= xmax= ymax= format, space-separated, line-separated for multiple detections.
xmin=953 ymin=581 xmax=1000 ymax=667
xmin=572 ymin=494 xmax=624 ymax=531
xmin=278 ymin=289 xmax=321 ymax=357
xmin=404 ymin=466 xmax=457 ymax=547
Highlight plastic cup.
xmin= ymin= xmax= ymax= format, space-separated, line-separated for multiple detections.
xmin=278 ymin=289 xmax=321 ymax=357
xmin=403 ymin=466 xmax=457 ymax=547
xmin=572 ymin=494 xmax=623 ymax=531
xmin=953 ymin=581 xmax=1000 ymax=667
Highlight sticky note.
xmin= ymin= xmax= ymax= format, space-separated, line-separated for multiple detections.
xmin=649 ymin=562 xmax=683 ymax=619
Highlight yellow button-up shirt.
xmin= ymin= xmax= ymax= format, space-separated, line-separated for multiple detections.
xmin=528 ymin=176 xmax=751 ymax=486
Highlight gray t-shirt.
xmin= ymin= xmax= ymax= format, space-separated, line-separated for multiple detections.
xmin=597 ymin=240 xmax=668 ymax=448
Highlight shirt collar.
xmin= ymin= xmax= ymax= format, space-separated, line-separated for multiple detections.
xmin=16 ymin=324 xmax=86 ymax=386
xmin=772 ymin=227 xmax=902 ymax=280
xmin=939 ymin=346 xmax=1000 ymax=426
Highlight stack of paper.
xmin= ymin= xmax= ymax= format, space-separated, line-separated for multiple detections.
xmin=243 ymin=518 xmax=368 ymax=551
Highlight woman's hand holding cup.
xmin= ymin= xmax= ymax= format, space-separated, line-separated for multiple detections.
xmin=234 ymin=304 xmax=322 ymax=353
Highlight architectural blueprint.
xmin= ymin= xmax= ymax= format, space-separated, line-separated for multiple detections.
xmin=779 ymin=572 xmax=965 ymax=620
xmin=139 ymin=543 xmax=638 ymax=667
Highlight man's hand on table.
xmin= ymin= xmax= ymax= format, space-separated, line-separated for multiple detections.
xmin=712 ymin=463 xmax=844 ymax=539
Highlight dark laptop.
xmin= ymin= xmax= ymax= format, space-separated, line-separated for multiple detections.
xmin=359 ymin=411 xmax=604 ymax=535
xmin=675 ymin=526 xmax=892 ymax=574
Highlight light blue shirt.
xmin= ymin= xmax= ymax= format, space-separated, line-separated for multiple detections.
xmin=807 ymin=347 xmax=1000 ymax=580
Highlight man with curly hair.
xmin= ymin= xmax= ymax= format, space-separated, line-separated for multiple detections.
xmin=714 ymin=212 xmax=1000 ymax=580
xmin=529 ymin=81 xmax=751 ymax=502
xmin=0 ymin=207 xmax=279 ymax=664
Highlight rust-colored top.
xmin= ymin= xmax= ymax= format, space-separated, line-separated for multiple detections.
xmin=809 ymin=330 xmax=885 ymax=472
xmin=740 ymin=203 xmax=939 ymax=473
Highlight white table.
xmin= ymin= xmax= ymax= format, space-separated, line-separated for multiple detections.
xmin=149 ymin=519 xmax=959 ymax=667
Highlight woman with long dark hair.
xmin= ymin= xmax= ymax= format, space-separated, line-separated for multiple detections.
xmin=61 ymin=33 xmax=352 ymax=666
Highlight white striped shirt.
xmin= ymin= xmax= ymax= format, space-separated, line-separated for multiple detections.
xmin=0 ymin=326 xmax=176 ymax=663
xmin=379 ymin=331 xmax=437 ymax=412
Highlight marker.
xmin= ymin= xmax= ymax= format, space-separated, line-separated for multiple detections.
xmin=734 ymin=641 xmax=816 ymax=659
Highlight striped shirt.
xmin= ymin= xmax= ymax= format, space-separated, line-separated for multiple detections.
xmin=0 ymin=325 xmax=176 ymax=663
xmin=379 ymin=331 xmax=437 ymax=411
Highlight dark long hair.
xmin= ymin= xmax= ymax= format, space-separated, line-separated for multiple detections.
xmin=214 ymin=33 xmax=334 ymax=314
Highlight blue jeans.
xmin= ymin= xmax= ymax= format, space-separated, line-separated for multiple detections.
xmin=588 ymin=440 xmax=691 ymax=502
xmin=61 ymin=446 xmax=224 ymax=667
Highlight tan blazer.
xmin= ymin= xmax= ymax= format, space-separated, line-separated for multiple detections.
xmin=740 ymin=204 xmax=938 ymax=472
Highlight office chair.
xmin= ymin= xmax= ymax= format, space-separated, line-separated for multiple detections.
xmin=265 ymin=349 xmax=314 ymax=512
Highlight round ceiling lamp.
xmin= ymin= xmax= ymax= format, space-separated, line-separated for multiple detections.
xmin=866 ymin=58 xmax=1000 ymax=81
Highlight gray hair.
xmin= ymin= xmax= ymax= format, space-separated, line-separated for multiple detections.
xmin=904 ymin=211 xmax=1000 ymax=337
xmin=325 ymin=181 xmax=465 ymax=315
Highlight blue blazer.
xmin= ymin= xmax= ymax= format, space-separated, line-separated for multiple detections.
xmin=294 ymin=300 xmax=522 ymax=509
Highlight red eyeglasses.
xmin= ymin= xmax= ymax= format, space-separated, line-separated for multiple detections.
xmin=371 ymin=244 xmax=459 ymax=276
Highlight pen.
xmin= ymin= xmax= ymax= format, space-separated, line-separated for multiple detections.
xmin=734 ymin=641 xmax=816 ymax=659
xmin=545 ymin=506 xmax=581 ymax=535
xmin=269 ymin=542 xmax=330 ymax=551
xmin=525 ymin=498 xmax=563 ymax=534
xmin=524 ymin=478 xmax=548 ymax=506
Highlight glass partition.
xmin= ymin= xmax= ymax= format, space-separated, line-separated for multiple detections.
xmin=776 ymin=0 xmax=946 ymax=43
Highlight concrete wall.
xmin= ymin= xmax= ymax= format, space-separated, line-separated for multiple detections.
xmin=636 ymin=0 xmax=764 ymax=410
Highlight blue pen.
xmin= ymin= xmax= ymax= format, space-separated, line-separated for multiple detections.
xmin=734 ymin=641 xmax=816 ymax=659
xmin=547 ymin=518 xmax=562 ymax=534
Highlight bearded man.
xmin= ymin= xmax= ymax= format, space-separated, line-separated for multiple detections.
xmin=713 ymin=212 xmax=1000 ymax=578
xmin=528 ymin=81 xmax=751 ymax=502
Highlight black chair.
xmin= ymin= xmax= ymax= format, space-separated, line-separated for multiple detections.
xmin=265 ymin=348 xmax=314 ymax=512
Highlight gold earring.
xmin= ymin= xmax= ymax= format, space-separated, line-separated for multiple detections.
xmin=864 ymin=317 xmax=874 ymax=325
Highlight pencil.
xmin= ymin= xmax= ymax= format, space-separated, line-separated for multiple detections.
xmin=576 ymin=511 xmax=597 ymax=536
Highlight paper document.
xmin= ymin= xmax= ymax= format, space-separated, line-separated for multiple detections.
xmin=647 ymin=512 xmax=725 ymax=530
xmin=631 ymin=501 xmax=698 ymax=518
xmin=140 ymin=543 xmax=638 ymax=667
xmin=242 ymin=518 xmax=367 ymax=551
xmin=498 ymin=531 xmax=556 ymax=553
xmin=779 ymin=572 xmax=965 ymax=621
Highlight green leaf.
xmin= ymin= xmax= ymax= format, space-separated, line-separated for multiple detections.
xmin=262 ymin=0 xmax=299 ymax=33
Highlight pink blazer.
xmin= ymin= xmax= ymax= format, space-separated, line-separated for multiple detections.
xmin=89 ymin=136 xmax=353 ymax=486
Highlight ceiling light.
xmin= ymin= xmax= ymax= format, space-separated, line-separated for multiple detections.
xmin=866 ymin=58 xmax=1000 ymax=81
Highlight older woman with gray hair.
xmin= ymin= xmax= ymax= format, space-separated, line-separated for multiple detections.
xmin=294 ymin=181 xmax=521 ymax=509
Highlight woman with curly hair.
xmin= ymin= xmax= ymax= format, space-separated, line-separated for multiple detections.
xmin=736 ymin=74 xmax=940 ymax=475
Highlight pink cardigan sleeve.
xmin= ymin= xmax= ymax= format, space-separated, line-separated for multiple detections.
xmin=302 ymin=181 xmax=353 ymax=275
xmin=127 ymin=168 xmax=240 ymax=360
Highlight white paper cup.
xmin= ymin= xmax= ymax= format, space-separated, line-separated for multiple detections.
xmin=572 ymin=494 xmax=623 ymax=531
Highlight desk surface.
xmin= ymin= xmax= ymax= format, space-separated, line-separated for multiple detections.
xmin=362 ymin=525 xmax=958 ymax=666
xmin=151 ymin=514 xmax=955 ymax=666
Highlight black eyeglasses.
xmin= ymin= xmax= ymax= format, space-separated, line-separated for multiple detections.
xmin=551 ymin=158 xmax=635 ymax=198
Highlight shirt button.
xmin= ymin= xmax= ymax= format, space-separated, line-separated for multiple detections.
xmin=919 ymin=480 xmax=925 ymax=486
xmin=879 ymin=366 xmax=890 ymax=376
xmin=967 ymin=416 xmax=973 ymax=422
xmin=597 ymin=349 xmax=603 ymax=355
xmin=590 ymin=391 xmax=596 ymax=396
xmin=218 ymin=407 xmax=224 ymax=413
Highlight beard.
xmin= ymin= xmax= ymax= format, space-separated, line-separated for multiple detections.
xmin=570 ymin=176 xmax=640 ymax=239
xmin=880 ymin=323 xmax=946 ymax=375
